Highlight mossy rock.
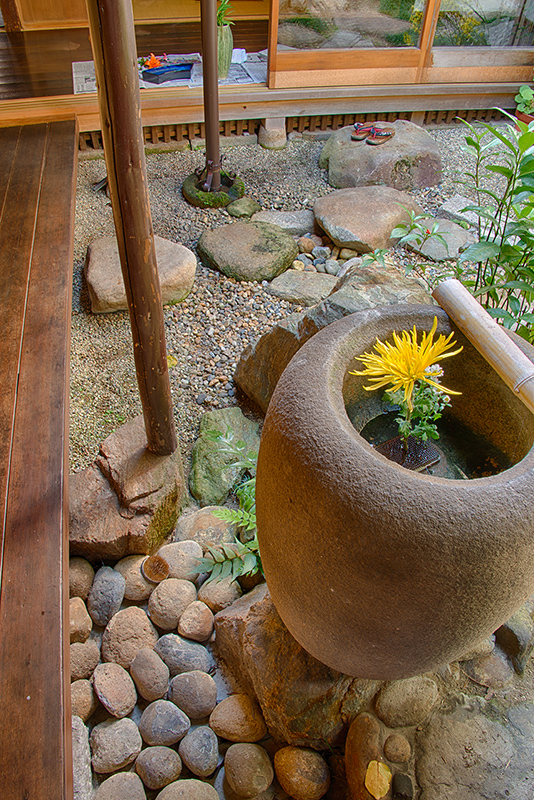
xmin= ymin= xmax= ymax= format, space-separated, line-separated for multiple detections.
xmin=182 ymin=171 xmax=245 ymax=208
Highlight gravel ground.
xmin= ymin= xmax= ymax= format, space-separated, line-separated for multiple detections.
xmin=70 ymin=124 xmax=504 ymax=474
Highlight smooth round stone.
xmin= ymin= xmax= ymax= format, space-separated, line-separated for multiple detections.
xmin=135 ymin=745 xmax=182 ymax=790
xmin=155 ymin=634 xmax=214 ymax=677
xmin=71 ymin=679 xmax=99 ymax=722
xmin=324 ymin=259 xmax=340 ymax=276
xmin=92 ymin=662 xmax=137 ymax=718
xmin=157 ymin=541 xmax=203 ymax=581
xmin=384 ymin=732 xmax=411 ymax=763
xmin=94 ymin=772 xmax=146 ymax=800
xmin=90 ymin=718 xmax=142 ymax=773
xmin=130 ymin=647 xmax=170 ymax=702
xmin=148 ymin=579 xmax=197 ymax=630
xmin=197 ymin=576 xmax=242 ymax=613
xmin=139 ymin=699 xmax=191 ymax=746
xmin=209 ymin=694 xmax=267 ymax=742
xmin=87 ymin=566 xmax=126 ymax=627
xmin=114 ymin=555 xmax=155 ymax=602
xmin=274 ymin=746 xmax=330 ymax=800
xmin=177 ymin=601 xmax=214 ymax=642
xmin=375 ymin=677 xmax=439 ymax=728
xmin=156 ymin=779 xmax=219 ymax=799
xmin=101 ymin=606 xmax=159 ymax=669
xmin=225 ymin=743 xmax=274 ymax=798
xmin=69 ymin=557 xmax=95 ymax=600
xmin=175 ymin=506 xmax=236 ymax=548
xmin=179 ymin=726 xmax=219 ymax=778
xmin=169 ymin=670 xmax=218 ymax=719
xmin=70 ymin=597 xmax=93 ymax=644
xmin=70 ymin=640 xmax=100 ymax=682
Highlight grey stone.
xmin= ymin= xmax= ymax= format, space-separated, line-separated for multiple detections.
xmin=139 ymin=699 xmax=191 ymax=746
xmin=188 ymin=407 xmax=259 ymax=506
xmin=324 ymin=259 xmax=340 ymax=275
xmin=72 ymin=715 xmax=93 ymax=800
xmin=296 ymin=253 xmax=313 ymax=265
xmin=179 ymin=726 xmax=219 ymax=777
xmin=197 ymin=222 xmax=297 ymax=282
xmin=266 ymin=271 xmax=338 ymax=306
xmin=114 ymin=555 xmax=154 ymax=602
xmin=70 ymin=597 xmax=93 ymax=644
xmin=225 ymin=743 xmax=274 ymax=797
xmin=69 ymin=557 xmax=95 ymax=600
xmin=226 ymin=197 xmax=262 ymax=218
xmin=277 ymin=22 xmax=327 ymax=48
xmin=214 ymin=584 xmax=380 ymax=749
xmin=85 ymin=234 xmax=196 ymax=313
xmin=147 ymin=578 xmax=197 ymax=630
xmin=71 ymin=640 xmax=101 ymax=682
xmin=458 ymin=635 xmax=495 ymax=662
xmin=87 ymin=566 xmax=125 ymax=627
xmin=175 ymin=506 xmax=236 ymax=548
xmin=314 ymin=186 xmax=422 ymax=252
xmin=436 ymin=193 xmax=479 ymax=227
xmin=251 ymin=209 xmax=316 ymax=236
xmin=392 ymin=772 xmax=414 ymax=799
xmin=92 ymin=662 xmax=137 ymax=718
xmin=155 ymin=633 xmax=215 ymax=676
xmin=168 ymin=670 xmax=218 ymax=719
xmin=312 ymin=246 xmax=331 ymax=260
xmin=314 ymin=260 xmax=326 ymax=272
xmin=156 ymin=779 xmax=219 ymax=799
xmin=258 ymin=124 xmax=287 ymax=150
xmin=135 ymin=745 xmax=182 ymax=790
xmin=495 ymin=605 xmax=534 ymax=673
xmin=319 ymin=120 xmax=442 ymax=190
xmin=375 ymin=677 xmax=439 ymax=727
xmin=209 ymin=694 xmax=267 ymax=742
xmin=94 ymin=772 xmax=147 ymax=800
xmin=90 ymin=717 xmax=142 ymax=773
xmin=101 ymin=606 xmax=159 ymax=669
xmin=156 ymin=541 xmax=203 ymax=581
xmin=405 ymin=218 xmax=476 ymax=261
xmin=130 ymin=647 xmax=170 ymax=702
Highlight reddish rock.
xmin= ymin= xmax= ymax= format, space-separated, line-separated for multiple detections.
xmin=175 ymin=506 xmax=236 ymax=547
xmin=157 ymin=540 xmax=203 ymax=582
xmin=94 ymin=772 xmax=146 ymax=800
xmin=225 ymin=743 xmax=274 ymax=798
xmin=101 ymin=606 xmax=159 ymax=669
xmin=168 ymin=670 xmax=218 ymax=719
xmin=178 ymin=601 xmax=214 ymax=642
xmin=71 ymin=679 xmax=99 ymax=722
xmin=135 ymin=745 xmax=182 ymax=790
xmin=375 ymin=677 xmax=439 ymax=728
xmin=70 ymin=597 xmax=93 ymax=644
xmin=344 ymin=713 xmax=381 ymax=800
xmin=70 ymin=640 xmax=101 ymax=682
xmin=274 ymin=746 xmax=330 ymax=800
xmin=148 ymin=578 xmax=197 ymax=630
xmin=92 ymin=662 xmax=137 ymax=718
xmin=114 ymin=555 xmax=154 ymax=601
xmin=384 ymin=733 xmax=411 ymax=763
xmin=209 ymin=694 xmax=267 ymax=742
xmin=69 ymin=557 xmax=95 ymax=600
xmin=198 ymin=575 xmax=242 ymax=613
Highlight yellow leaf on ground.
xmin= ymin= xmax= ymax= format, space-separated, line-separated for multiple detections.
xmin=167 ymin=354 xmax=178 ymax=368
xmin=364 ymin=760 xmax=392 ymax=800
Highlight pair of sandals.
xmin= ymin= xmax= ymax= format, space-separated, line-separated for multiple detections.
xmin=351 ymin=122 xmax=395 ymax=145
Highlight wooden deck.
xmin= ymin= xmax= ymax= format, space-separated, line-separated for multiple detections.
xmin=0 ymin=120 xmax=77 ymax=800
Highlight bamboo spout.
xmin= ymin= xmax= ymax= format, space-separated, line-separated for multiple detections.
xmin=432 ymin=279 xmax=534 ymax=415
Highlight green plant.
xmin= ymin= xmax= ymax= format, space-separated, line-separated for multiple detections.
xmin=196 ymin=537 xmax=262 ymax=585
xmin=284 ymin=15 xmax=336 ymax=36
xmin=217 ymin=0 xmax=234 ymax=26
xmin=515 ymin=72 xmax=534 ymax=115
xmin=391 ymin=209 xmax=450 ymax=254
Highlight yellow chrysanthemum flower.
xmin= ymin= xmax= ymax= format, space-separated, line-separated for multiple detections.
xmin=350 ymin=317 xmax=462 ymax=410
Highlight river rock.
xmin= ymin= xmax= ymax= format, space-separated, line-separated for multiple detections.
xmin=92 ymin=662 xmax=137 ymax=718
xmin=156 ymin=541 xmax=203 ymax=582
xmin=318 ymin=121 xmax=442 ymax=190
xmin=198 ymin=575 xmax=242 ymax=613
xmin=70 ymin=597 xmax=93 ymax=644
xmin=189 ymin=407 xmax=260 ymax=506
xmin=267 ymin=271 xmax=338 ymax=306
xmin=85 ymin=234 xmax=196 ymax=313
xmin=69 ymin=557 xmax=95 ymax=600
xmin=130 ymin=647 xmax=170 ymax=701
xmin=136 ymin=745 xmax=182 ymax=790
xmin=462 ymin=645 xmax=514 ymax=688
xmin=314 ymin=187 xmax=422 ymax=252
xmin=94 ymin=772 xmax=147 ymax=800
xmin=274 ymin=746 xmax=330 ymax=800
xmin=179 ymin=726 xmax=219 ymax=777
xmin=495 ymin=606 xmax=534 ymax=674
xmin=71 ymin=640 xmax=101 ymax=682
xmin=209 ymin=694 xmax=267 ymax=742
xmin=139 ymin=699 xmax=191 ymax=746
xmin=72 ymin=715 xmax=92 ymax=800
xmin=155 ymin=633 xmax=215 ymax=676
xmin=214 ymin=584 xmax=381 ymax=748
xmin=101 ymin=606 xmax=159 ymax=668
xmin=178 ymin=601 xmax=214 ymax=641
xmin=114 ymin=555 xmax=154 ymax=602
xmin=156 ymin=779 xmax=219 ymax=799
xmin=405 ymin=217 xmax=476 ymax=261
xmin=251 ymin=209 xmax=316 ymax=236
xmin=148 ymin=578 xmax=197 ymax=630
xmin=384 ymin=732 xmax=411 ymax=762
xmin=375 ymin=677 xmax=439 ymax=728
xmin=344 ymin=712 xmax=381 ymax=800
xmin=225 ymin=743 xmax=274 ymax=797
xmin=168 ymin=670 xmax=218 ymax=719
xmin=227 ymin=197 xmax=262 ymax=218
xmin=71 ymin=679 xmax=99 ymax=722
xmin=90 ymin=717 xmax=142 ymax=773
xmin=197 ymin=221 xmax=298 ymax=282
xmin=175 ymin=506 xmax=236 ymax=547
xmin=87 ymin=566 xmax=125 ymax=627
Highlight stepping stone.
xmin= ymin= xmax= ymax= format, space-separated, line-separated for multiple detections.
xmin=267 ymin=271 xmax=338 ymax=306
xmin=319 ymin=120 xmax=442 ymax=190
xmin=251 ymin=209 xmax=316 ymax=236
xmin=197 ymin=221 xmax=298 ymax=282
xmin=85 ymin=235 xmax=196 ymax=314
xmin=226 ymin=197 xmax=261 ymax=218
xmin=437 ymin=193 xmax=479 ymax=227
xmin=404 ymin=218 xmax=477 ymax=261
xmin=314 ymin=186 xmax=422 ymax=252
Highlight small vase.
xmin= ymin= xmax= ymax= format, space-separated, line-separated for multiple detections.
xmin=516 ymin=109 xmax=534 ymax=128
xmin=218 ymin=24 xmax=233 ymax=80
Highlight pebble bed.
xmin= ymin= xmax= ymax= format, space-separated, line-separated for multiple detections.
xmin=70 ymin=125 xmax=496 ymax=474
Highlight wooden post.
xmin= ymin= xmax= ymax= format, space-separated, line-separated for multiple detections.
xmin=200 ymin=0 xmax=221 ymax=191
xmin=85 ymin=0 xmax=177 ymax=455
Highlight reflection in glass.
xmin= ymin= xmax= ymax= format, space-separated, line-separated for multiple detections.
xmin=430 ymin=0 xmax=534 ymax=45
xmin=277 ymin=0 xmax=421 ymax=49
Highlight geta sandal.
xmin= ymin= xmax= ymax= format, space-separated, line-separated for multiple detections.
xmin=366 ymin=127 xmax=395 ymax=145
xmin=351 ymin=123 xmax=375 ymax=141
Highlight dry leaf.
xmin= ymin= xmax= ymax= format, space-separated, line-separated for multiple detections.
xmin=364 ymin=760 xmax=392 ymax=800
xmin=167 ymin=354 xmax=178 ymax=368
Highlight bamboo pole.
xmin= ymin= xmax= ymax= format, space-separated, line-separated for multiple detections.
xmin=85 ymin=0 xmax=177 ymax=455
xmin=433 ymin=278 xmax=534 ymax=415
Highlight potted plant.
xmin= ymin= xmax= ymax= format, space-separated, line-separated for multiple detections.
xmin=255 ymin=305 xmax=534 ymax=680
xmin=217 ymin=0 xmax=234 ymax=80
xmin=515 ymin=71 xmax=534 ymax=124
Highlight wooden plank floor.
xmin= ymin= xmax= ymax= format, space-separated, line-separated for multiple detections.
xmin=0 ymin=120 xmax=77 ymax=800
xmin=0 ymin=21 xmax=269 ymax=100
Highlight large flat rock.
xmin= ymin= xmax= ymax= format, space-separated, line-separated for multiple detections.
xmin=319 ymin=120 xmax=442 ymax=190
xmin=314 ymin=186 xmax=423 ymax=252
xmin=267 ymin=271 xmax=338 ymax=306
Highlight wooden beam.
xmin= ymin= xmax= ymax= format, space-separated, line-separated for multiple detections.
xmin=0 ymin=0 xmax=22 ymax=31
xmin=85 ymin=0 xmax=177 ymax=455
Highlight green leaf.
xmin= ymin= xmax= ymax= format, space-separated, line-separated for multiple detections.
xmin=459 ymin=241 xmax=501 ymax=263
